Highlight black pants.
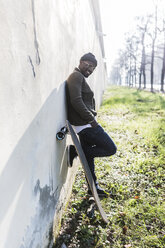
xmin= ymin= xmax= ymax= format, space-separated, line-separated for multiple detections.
xmin=78 ymin=125 xmax=117 ymax=183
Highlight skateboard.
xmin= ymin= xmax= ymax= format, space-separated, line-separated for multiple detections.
xmin=57 ymin=120 xmax=108 ymax=223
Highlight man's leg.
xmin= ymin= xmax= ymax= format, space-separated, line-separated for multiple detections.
xmin=78 ymin=125 xmax=117 ymax=195
xmin=78 ymin=125 xmax=117 ymax=160
xmin=78 ymin=135 xmax=97 ymax=182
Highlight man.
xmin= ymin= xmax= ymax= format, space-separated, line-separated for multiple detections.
xmin=66 ymin=53 xmax=117 ymax=197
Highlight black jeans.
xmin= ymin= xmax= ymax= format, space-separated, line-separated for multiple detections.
xmin=78 ymin=125 xmax=117 ymax=183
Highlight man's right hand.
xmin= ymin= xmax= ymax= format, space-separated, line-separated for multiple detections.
xmin=90 ymin=119 xmax=99 ymax=128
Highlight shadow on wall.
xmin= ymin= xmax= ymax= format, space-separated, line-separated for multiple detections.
xmin=0 ymin=82 xmax=68 ymax=248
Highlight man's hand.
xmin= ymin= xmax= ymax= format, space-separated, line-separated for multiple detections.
xmin=90 ymin=119 xmax=99 ymax=128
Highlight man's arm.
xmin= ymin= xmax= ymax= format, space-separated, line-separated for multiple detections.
xmin=89 ymin=119 xmax=99 ymax=128
xmin=67 ymin=71 xmax=96 ymax=124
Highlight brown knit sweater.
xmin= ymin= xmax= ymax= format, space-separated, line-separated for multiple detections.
xmin=66 ymin=68 xmax=97 ymax=125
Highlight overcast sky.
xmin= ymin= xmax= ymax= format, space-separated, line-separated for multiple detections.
xmin=99 ymin=0 xmax=157 ymax=71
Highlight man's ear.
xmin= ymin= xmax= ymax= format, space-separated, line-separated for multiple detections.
xmin=79 ymin=61 xmax=83 ymax=69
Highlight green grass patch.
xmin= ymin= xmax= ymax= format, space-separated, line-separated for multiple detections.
xmin=54 ymin=86 xmax=165 ymax=248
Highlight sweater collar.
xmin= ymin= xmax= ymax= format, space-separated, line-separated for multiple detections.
xmin=74 ymin=67 xmax=85 ymax=79
xmin=75 ymin=67 xmax=81 ymax=72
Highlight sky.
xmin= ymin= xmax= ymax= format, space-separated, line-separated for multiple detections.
xmin=99 ymin=0 xmax=157 ymax=71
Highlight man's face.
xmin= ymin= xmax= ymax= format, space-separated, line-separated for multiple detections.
xmin=79 ymin=60 xmax=96 ymax=78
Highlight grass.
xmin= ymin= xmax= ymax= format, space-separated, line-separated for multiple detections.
xmin=54 ymin=86 xmax=165 ymax=248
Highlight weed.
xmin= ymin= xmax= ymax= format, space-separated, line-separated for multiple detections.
xmin=54 ymin=86 xmax=165 ymax=248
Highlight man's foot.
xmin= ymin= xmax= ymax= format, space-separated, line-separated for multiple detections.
xmin=87 ymin=184 xmax=109 ymax=197
xmin=67 ymin=145 xmax=78 ymax=167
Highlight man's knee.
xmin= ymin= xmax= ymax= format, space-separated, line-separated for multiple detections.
xmin=111 ymin=145 xmax=117 ymax=155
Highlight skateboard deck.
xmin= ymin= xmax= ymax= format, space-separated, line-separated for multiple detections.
xmin=66 ymin=120 xmax=108 ymax=223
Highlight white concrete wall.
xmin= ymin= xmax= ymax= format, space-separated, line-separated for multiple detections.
xmin=0 ymin=0 xmax=107 ymax=247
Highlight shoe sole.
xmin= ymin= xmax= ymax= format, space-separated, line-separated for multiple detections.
xmin=67 ymin=146 xmax=72 ymax=167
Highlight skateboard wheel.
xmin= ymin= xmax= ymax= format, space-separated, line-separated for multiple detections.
xmin=56 ymin=126 xmax=68 ymax=140
xmin=56 ymin=131 xmax=66 ymax=140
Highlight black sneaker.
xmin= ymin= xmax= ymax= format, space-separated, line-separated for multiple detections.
xmin=88 ymin=184 xmax=109 ymax=197
xmin=67 ymin=145 xmax=78 ymax=167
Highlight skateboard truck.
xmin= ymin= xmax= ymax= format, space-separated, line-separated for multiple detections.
xmin=56 ymin=126 xmax=68 ymax=140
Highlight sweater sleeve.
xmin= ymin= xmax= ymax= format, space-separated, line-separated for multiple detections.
xmin=67 ymin=71 xmax=95 ymax=123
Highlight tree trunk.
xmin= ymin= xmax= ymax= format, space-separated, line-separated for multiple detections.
xmin=151 ymin=42 xmax=154 ymax=92
xmin=143 ymin=47 xmax=146 ymax=89
xmin=139 ymin=41 xmax=146 ymax=89
xmin=160 ymin=22 xmax=165 ymax=92
xmin=139 ymin=71 xmax=142 ymax=89
xmin=160 ymin=44 xmax=165 ymax=92
xmin=150 ymin=5 xmax=157 ymax=92
xmin=143 ymin=67 xmax=146 ymax=89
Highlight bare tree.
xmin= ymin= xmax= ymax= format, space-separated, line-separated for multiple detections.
xmin=160 ymin=19 xmax=165 ymax=92
xmin=150 ymin=6 xmax=158 ymax=91
xmin=110 ymin=0 xmax=165 ymax=92
xmin=137 ymin=16 xmax=151 ymax=89
xmin=124 ymin=34 xmax=140 ymax=87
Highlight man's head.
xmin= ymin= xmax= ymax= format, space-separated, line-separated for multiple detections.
xmin=79 ymin=53 xmax=97 ymax=78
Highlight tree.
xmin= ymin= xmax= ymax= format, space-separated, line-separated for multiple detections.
xmin=110 ymin=0 xmax=165 ymax=92
xmin=160 ymin=20 xmax=165 ymax=92
xmin=137 ymin=16 xmax=151 ymax=89
xmin=150 ymin=5 xmax=158 ymax=91
xmin=124 ymin=34 xmax=140 ymax=87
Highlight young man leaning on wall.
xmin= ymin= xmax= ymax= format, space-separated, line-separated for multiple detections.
xmin=66 ymin=53 xmax=117 ymax=197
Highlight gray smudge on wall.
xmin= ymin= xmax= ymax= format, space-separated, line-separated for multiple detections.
xmin=28 ymin=56 xmax=36 ymax=77
xmin=31 ymin=0 xmax=41 ymax=65
xmin=21 ymin=180 xmax=58 ymax=248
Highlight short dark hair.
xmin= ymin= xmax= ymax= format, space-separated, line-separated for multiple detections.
xmin=80 ymin=53 xmax=97 ymax=66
